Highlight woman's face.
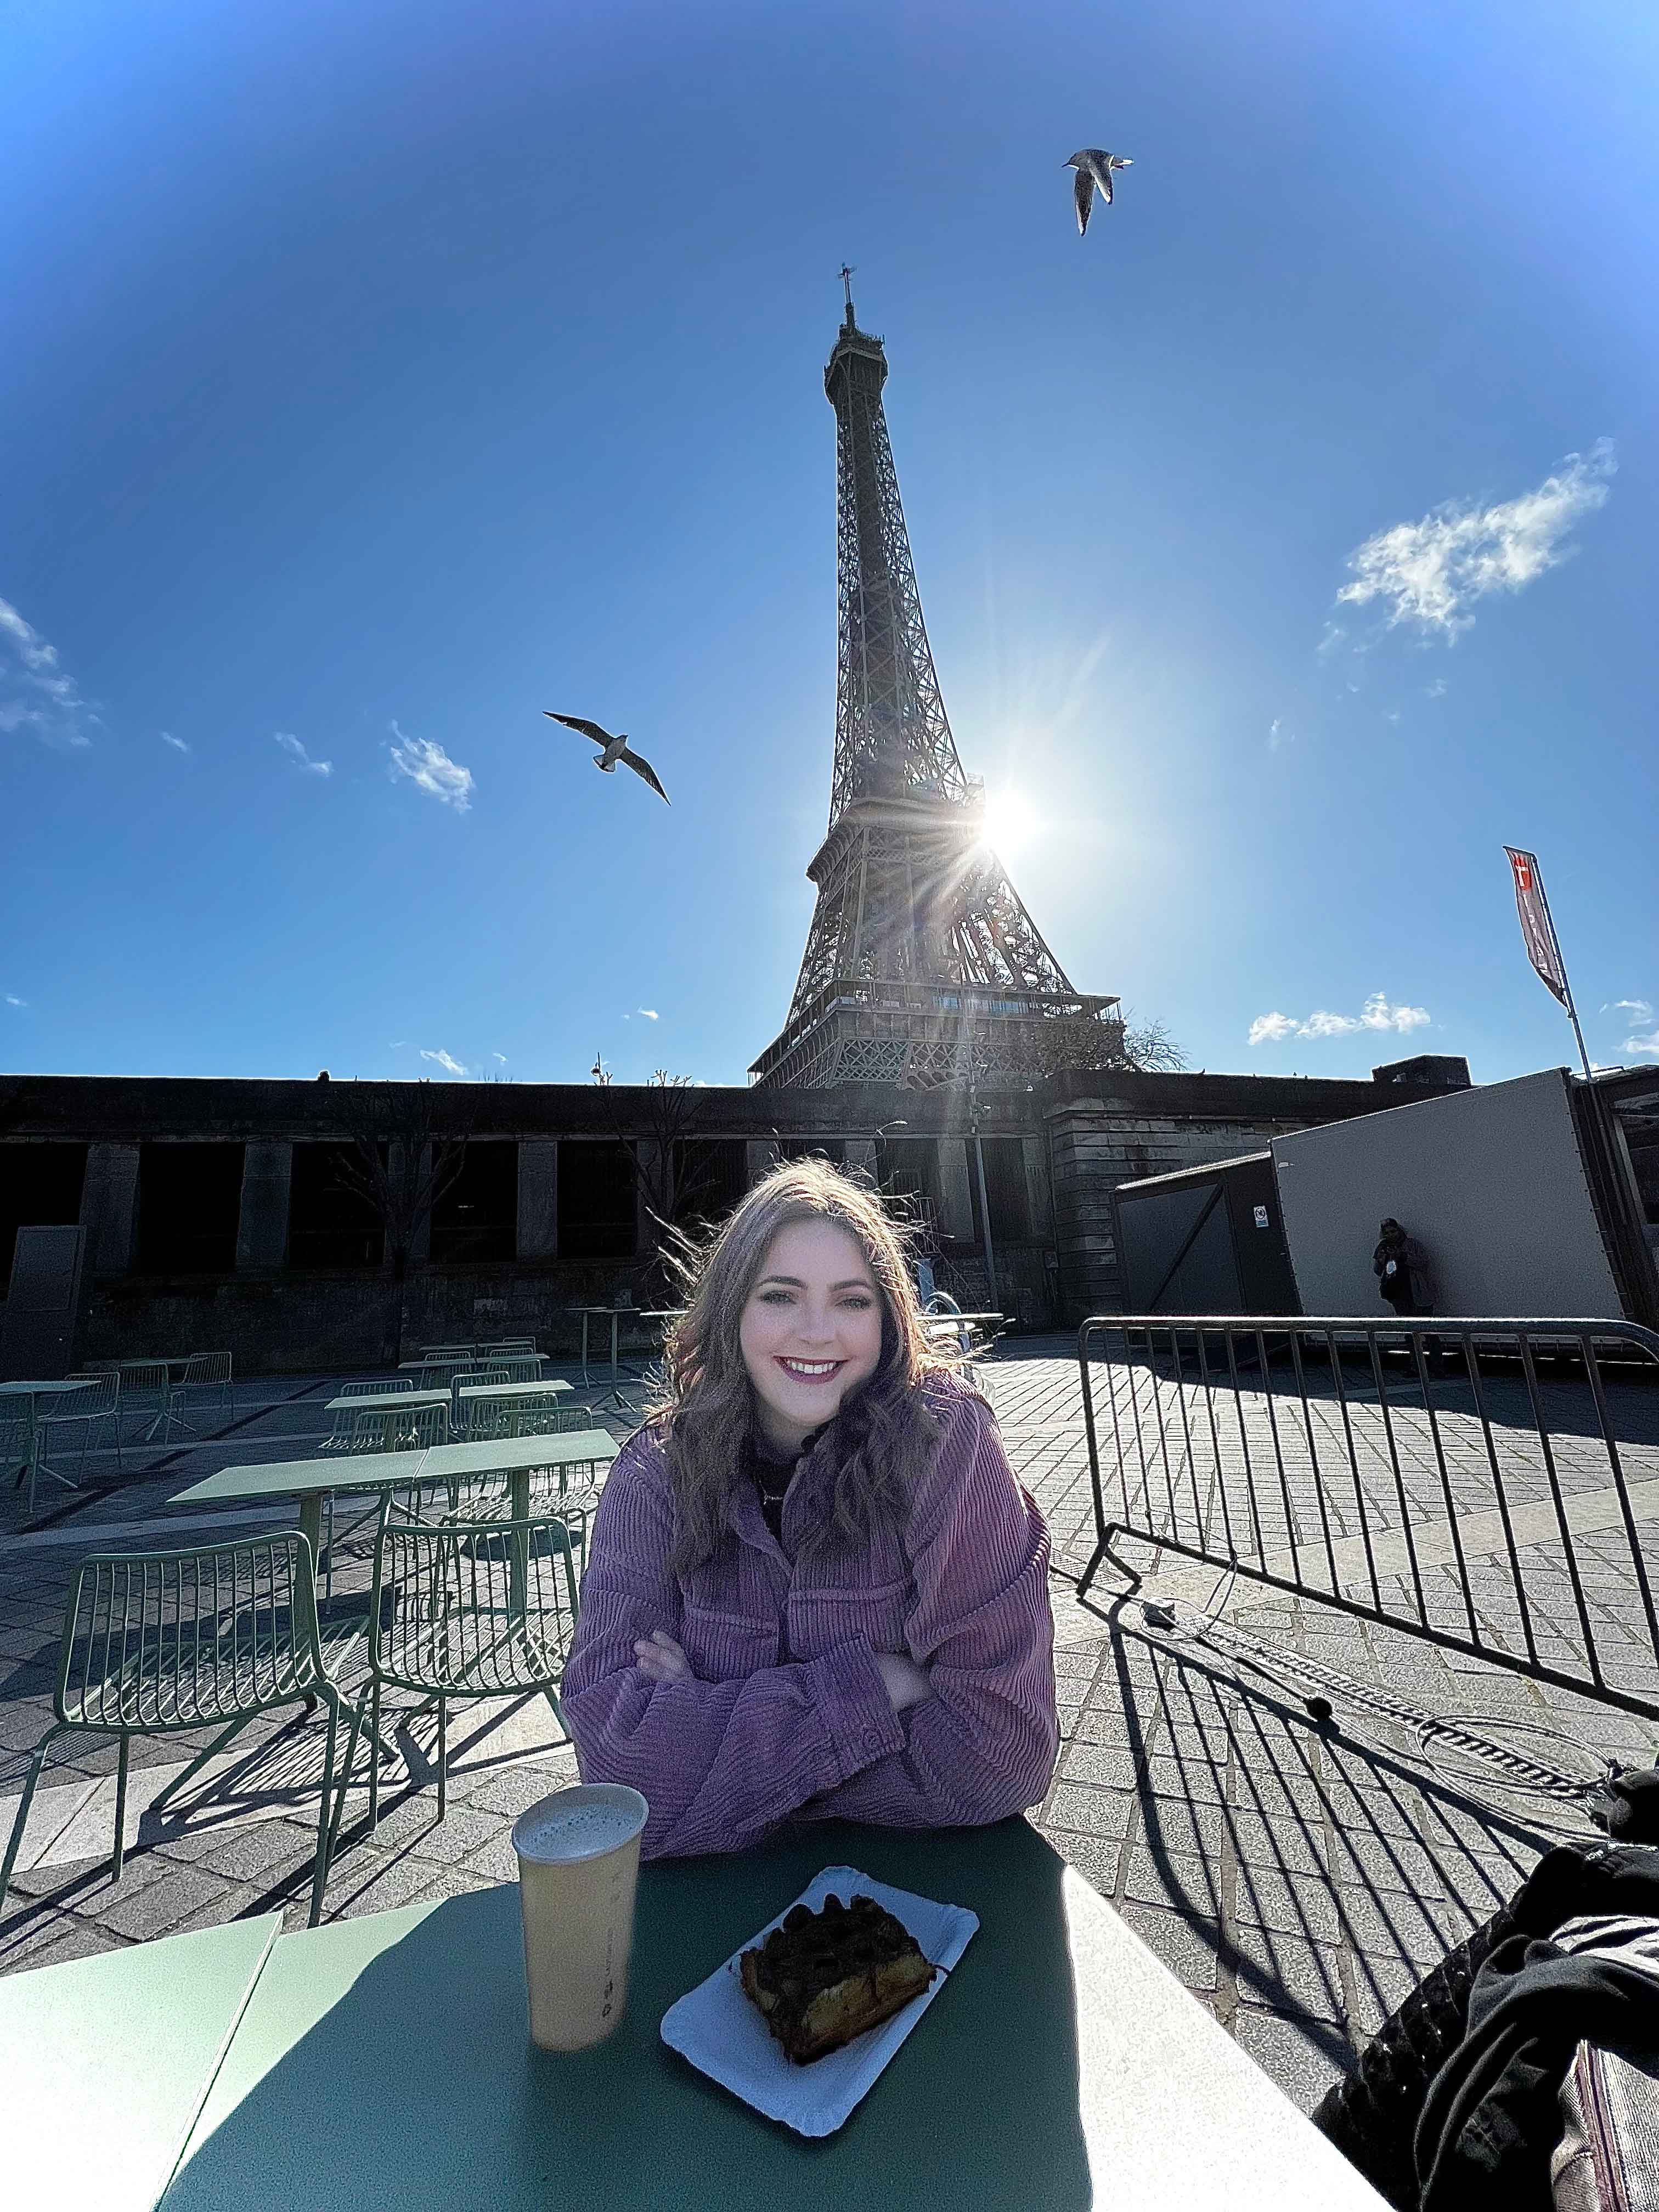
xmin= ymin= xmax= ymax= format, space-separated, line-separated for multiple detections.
xmin=739 ymin=1216 xmax=885 ymax=1453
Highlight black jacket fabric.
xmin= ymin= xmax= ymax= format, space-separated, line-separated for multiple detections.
xmin=1415 ymin=1844 xmax=1659 ymax=2211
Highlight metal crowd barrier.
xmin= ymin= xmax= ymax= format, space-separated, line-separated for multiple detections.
xmin=1076 ymin=1315 xmax=1659 ymax=1722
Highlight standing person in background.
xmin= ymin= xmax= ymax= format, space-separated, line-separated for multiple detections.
xmin=1373 ymin=1217 xmax=1435 ymax=1316
xmin=562 ymin=1158 xmax=1058 ymax=1861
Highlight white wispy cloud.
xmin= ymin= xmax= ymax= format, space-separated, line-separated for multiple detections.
xmin=1425 ymin=678 xmax=1448 ymax=699
xmin=1248 ymin=1012 xmax=1299 ymax=1045
xmin=1267 ymin=718 xmax=1294 ymax=753
xmin=420 ymin=1048 xmax=469 ymax=1076
xmin=387 ymin=721 xmax=472 ymax=812
xmin=492 ymin=1052 xmax=508 ymax=1064
xmin=275 ymin=731 xmax=332 ymax=777
xmin=1606 ymin=998 xmax=1652 ymax=1020
xmin=1336 ymin=440 xmax=1615 ymax=640
xmin=1627 ymin=1029 xmax=1659 ymax=1061
xmin=0 ymin=595 xmax=94 ymax=750
xmin=5 ymin=995 xmax=26 ymax=1009
xmin=160 ymin=731 xmax=190 ymax=754
xmin=637 ymin=1007 xmax=659 ymax=1020
xmin=1250 ymin=993 xmax=1430 ymax=1047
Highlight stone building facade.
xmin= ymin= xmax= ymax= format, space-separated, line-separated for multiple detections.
xmin=0 ymin=1065 xmax=1462 ymax=1373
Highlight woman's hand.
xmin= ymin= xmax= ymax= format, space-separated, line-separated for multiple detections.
xmin=634 ymin=1629 xmax=692 ymax=1684
xmin=874 ymin=1650 xmax=933 ymax=1714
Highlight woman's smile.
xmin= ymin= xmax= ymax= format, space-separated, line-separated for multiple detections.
xmin=775 ymin=1355 xmax=844 ymax=1381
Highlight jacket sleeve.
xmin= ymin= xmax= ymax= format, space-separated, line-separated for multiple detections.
xmin=798 ymin=1395 xmax=1059 ymax=1831
xmin=560 ymin=1437 xmax=905 ymax=1859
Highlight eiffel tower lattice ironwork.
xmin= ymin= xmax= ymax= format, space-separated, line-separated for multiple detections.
xmin=751 ymin=284 xmax=1125 ymax=1090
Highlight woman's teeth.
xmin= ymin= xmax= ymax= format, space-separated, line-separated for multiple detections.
xmin=778 ymin=1358 xmax=840 ymax=1379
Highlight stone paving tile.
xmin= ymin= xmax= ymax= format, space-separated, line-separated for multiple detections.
xmin=1233 ymin=2010 xmax=1355 ymax=2115
xmin=467 ymin=1826 xmax=523 ymax=1885
xmin=1228 ymin=1925 xmax=1348 ymax=2024
xmin=405 ymin=1803 xmax=509 ymax=1867
xmin=1124 ymin=1844 xmax=1224 ymax=1918
xmin=1232 ymin=1865 xmax=1342 ymax=1945
xmin=1117 ymin=1901 xmax=1223 ymax=1993
xmin=95 ymin=1864 xmax=242 ymax=1943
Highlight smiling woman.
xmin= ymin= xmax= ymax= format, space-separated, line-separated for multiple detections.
xmin=561 ymin=1158 xmax=1060 ymax=1860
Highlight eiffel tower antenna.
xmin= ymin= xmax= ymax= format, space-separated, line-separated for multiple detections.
xmin=751 ymin=294 xmax=1125 ymax=1090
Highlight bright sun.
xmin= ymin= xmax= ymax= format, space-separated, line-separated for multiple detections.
xmin=977 ymin=787 xmax=1040 ymax=859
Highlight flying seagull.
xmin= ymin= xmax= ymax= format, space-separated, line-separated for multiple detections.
xmin=1065 ymin=149 xmax=1133 ymax=235
xmin=543 ymin=712 xmax=670 ymax=804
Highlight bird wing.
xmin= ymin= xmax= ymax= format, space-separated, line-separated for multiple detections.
xmin=619 ymin=746 xmax=670 ymax=803
xmin=1073 ymin=165 xmax=1095 ymax=234
xmin=544 ymin=712 xmax=614 ymax=748
xmin=1086 ymin=150 xmax=1115 ymax=205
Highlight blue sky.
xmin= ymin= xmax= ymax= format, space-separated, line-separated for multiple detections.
xmin=3 ymin=0 xmax=1656 ymax=1088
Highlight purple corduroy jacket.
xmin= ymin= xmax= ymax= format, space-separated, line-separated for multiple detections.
xmin=562 ymin=1373 xmax=1060 ymax=1860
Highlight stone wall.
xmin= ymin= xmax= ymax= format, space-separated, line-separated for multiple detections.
xmin=0 ymin=1067 xmax=1461 ymax=1365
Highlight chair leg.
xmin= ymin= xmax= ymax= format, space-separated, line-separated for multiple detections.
xmin=0 ymin=1724 xmax=66 ymax=1917
xmin=309 ymin=1700 xmax=340 ymax=1928
xmin=436 ymin=1696 xmax=447 ymax=1820
xmin=112 ymin=1737 xmax=130 ymax=1883
xmin=325 ymin=1689 xmax=369 ymax=1866
xmin=368 ymin=1676 xmax=383 ymax=1827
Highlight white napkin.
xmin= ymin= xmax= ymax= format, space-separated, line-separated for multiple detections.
xmin=659 ymin=1866 xmax=979 ymax=2138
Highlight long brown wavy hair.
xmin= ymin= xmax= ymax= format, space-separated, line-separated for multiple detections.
xmin=650 ymin=1159 xmax=953 ymax=1575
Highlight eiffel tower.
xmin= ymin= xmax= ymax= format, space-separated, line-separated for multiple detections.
xmin=751 ymin=279 xmax=1125 ymax=1090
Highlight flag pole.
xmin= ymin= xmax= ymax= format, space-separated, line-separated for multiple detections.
xmin=1538 ymin=874 xmax=1595 ymax=1082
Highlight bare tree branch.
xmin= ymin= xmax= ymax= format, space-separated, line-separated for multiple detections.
xmin=324 ymin=1081 xmax=477 ymax=1361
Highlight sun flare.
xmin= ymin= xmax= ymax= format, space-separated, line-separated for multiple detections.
xmin=977 ymin=787 xmax=1040 ymax=860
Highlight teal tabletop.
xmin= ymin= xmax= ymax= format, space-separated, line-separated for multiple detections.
xmin=0 ymin=1912 xmax=281 ymax=2212
xmin=456 ymin=1378 xmax=574 ymax=1402
xmin=322 ymin=1388 xmax=451 ymax=1414
xmin=171 ymin=1427 xmax=617 ymax=1511
xmin=158 ymin=1821 xmax=1382 ymax=2212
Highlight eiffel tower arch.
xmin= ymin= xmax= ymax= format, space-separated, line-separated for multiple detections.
xmin=751 ymin=290 xmax=1126 ymax=1091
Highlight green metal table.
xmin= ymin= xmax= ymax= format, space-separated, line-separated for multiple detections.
xmin=171 ymin=1428 xmax=618 ymax=1560
xmin=0 ymin=1910 xmax=281 ymax=2212
xmin=455 ymin=1377 xmax=574 ymax=1404
xmin=153 ymin=1819 xmax=1383 ymax=2211
xmin=321 ymin=1386 xmax=452 ymax=1414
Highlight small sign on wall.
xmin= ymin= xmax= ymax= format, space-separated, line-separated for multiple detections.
xmin=1253 ymin=1205 xmax=1270 ymax=1229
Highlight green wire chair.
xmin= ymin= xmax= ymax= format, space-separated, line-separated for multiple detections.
xmin=450 ymin=1385 xmax=577 ymax=1443
xmin=173 ymin=1352 xmax=234 ymax=1432
xmin=340 ymin=1500 xmax=580 ymax=1827
xmin=0 ymin=1533 xmax=359 ymax=1927
xmin=60 ymin=1371 xmax=123 ymax=1476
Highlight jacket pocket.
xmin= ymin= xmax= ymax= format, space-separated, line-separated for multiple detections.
xmin=787 ymin=1577 xmax=913 ymax=1661
xmin=680 ymin=1605 xmax=780 ymax=1682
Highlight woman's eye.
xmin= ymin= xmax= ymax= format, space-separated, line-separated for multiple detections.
xmin=840 ymin=1295 xmax=874 ymax=1311
xmin=759 ymin=1289 xmax=794 ymax=1306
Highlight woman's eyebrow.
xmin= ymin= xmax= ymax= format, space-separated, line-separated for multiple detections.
xmin=753 ymin=1273 xmax=876 ymax=1291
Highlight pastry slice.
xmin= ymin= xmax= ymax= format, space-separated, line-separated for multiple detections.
xmin=740 ymin=1892 xmax=935 ymax=2063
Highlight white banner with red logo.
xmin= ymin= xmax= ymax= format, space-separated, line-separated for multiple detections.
xmin=1504 ymin=847 xmax=1571 ymax=1008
